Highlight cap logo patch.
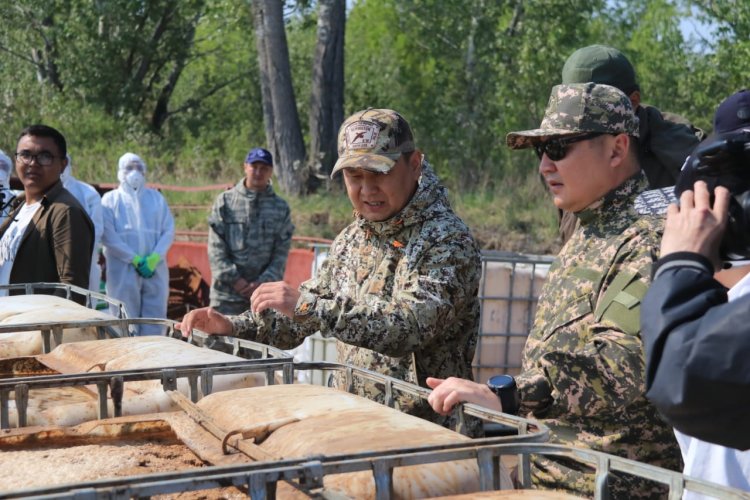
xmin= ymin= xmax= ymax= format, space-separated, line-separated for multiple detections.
xmin=345 ymin=121 xmax=379 ymax=150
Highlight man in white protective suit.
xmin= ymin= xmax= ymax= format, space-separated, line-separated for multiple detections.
xmin=62 ymin=154 xmax=104 ymax=293
xmin=101 ymin=153 xmax=175 ymax=335
xmin=0 ymin=150 xmax=18 ymax=226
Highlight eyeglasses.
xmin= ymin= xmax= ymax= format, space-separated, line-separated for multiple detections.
xmin=534 ymin=132 xmax=606 ymax=161
xmin=15 ymin=151 xmax=59 ymax=166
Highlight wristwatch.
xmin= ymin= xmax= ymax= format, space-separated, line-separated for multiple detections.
xmin=487 ymin=374 xmax=520 ymax=415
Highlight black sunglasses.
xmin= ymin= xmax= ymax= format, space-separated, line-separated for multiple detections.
xmin=534 ymin=132 xmax=606 ymax=161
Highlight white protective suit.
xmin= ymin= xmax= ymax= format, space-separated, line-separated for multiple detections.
xmin=101 ymin=153 xmax=175 ymax=335
xmin=0 ymin=150 xmax=18 ymax=226
xmin=62 ymin=155 xmax=104 ymax=292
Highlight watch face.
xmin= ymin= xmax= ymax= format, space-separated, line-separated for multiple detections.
xmin=488 ymin=374 xmax=514 ymax=388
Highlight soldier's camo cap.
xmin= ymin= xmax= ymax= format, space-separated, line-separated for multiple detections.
xmin=506 ymin=83 xmax=639 ymax=150
xmin=331 ymin=108 xmax=415 ymax=177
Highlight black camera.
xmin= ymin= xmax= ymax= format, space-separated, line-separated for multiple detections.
xmin=676 ymin=130 xmax=750 ymax=260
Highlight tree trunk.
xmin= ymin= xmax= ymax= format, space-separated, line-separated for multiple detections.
xmin=459 ymin=0 xmax=482 ymax=190
xmin=308 ymin=0 xmax=345 ymax=191
xmin=251 ymin=0 xmax=307 ymax=195
xmin=254 ymin=4 xmax=277 ymax=164
xmin=31 ymin=14 xmax=63 ymax=91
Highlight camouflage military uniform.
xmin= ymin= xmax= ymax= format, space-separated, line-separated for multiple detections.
xmin=208 ymin=181 xmax=293 ymax=314
xmin=517 ymin=173 xmax=681 ymax=498
xmin=228 ymin=163 xmax=482 ymax=432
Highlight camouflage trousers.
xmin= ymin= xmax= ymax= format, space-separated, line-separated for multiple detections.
xmin=532 ymin=455 xmax=672 ymax=499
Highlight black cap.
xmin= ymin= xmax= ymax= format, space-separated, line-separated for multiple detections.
xmin=714 ymin=89 xmax=750 ymax=135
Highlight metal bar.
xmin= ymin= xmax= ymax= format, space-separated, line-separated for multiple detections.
xmin=265 ymin=367 xmax=276 ymax=386
xmin=0 ymin=283 xmax=127 ymax=316
xmin=3 ymin=444 xmax=748 ymax=499
xmin=0 ymin=356 xmax=547 ymax=444
xmin=3 ymin=438 xmax=748 ymax=500
xmin=15 ymin=383 xmax=28 ymax=428
xmin=200 ymin=368 xmax=213 ymax=397
xmin=248 ymin=474 xmax=267 ymax=500
xmin=456 ymin=405 xmax=466 ymax=436
xmin=593 ymin=454 xmax=610 ymax=500
xmin=110 ymin=376 xmax=124 ymax=418
xmin=372 ymin=459 xmax=393 ymax=500
xmin=0 ymin=358 xmax=291 ymax=391
xmin=282 ymin=363 xmax=293 ymax=385
xmin=384 ymin=379 xmax=393 ymax=407
xmin=0 ymin=390 xmax=9 ymax=429
xmin=96 ymin=382 xmax=109 ymax=420
xmin=52 ymin=325 xmax=64 ymax=350
xmin=41 ymin=329 xmax=52 ymax=354
xmin=188 ymin=375 xmax=199 ymax=403
xmin=345 ymin=366 xmax=353 ymax=392
xmin=161 ymin=369 xmax=178 ymax=392
xmin=476 ymin=447 xmax=496 ymax=491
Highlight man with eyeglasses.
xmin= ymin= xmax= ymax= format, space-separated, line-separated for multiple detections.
xmin=427 ymin=83 xmax=679 ymax=497
xmin=0 ymin=125 xmax=93 ymax=298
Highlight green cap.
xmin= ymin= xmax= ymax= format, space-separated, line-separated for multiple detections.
xmin=562 ymin=45 xmax=639 ymax=95
xmin=331 ymin=108 xmax=415 ymax=177
xmin=506 ymin=83 xmax=639 ymax=149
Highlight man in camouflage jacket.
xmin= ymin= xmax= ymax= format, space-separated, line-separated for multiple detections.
xmin=507 ymin=83 xmax=680 ymax=498
xmin=180 ymin=109 xmax=481 ymax=432
xmin=208 ymin=147 xmax=294 ymax=315
xmin=428 ymin=84 xmax=680 ymax=497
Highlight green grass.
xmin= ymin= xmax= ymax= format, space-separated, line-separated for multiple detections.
xmin=159 ymin=171 xmax=561 ymax=254
xmin=449 ymin=173 xmax=561 ymax=254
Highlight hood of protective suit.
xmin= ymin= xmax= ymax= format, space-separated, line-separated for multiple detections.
xmin=118 ymin=152 xmax=148 ymax=194
xmin=61 ymin=154 xmax=73 ymax=186
xmin=0 ymin=150 xmax=12 ymax=187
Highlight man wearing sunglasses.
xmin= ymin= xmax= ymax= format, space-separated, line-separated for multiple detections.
xmin=428 ymin=83 xmax=679 ymax=497
xmin=0 ymin=125 xmax=94 ymax=299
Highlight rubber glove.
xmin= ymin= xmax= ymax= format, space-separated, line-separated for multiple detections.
xmin=132 ymin=255 xmax=144 ymax=276
xmin=145 ymin=253 xmax=161 ymax=274
xmin=136 ymin=259 xmax=153 ymax=278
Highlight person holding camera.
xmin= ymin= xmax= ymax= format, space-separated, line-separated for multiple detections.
xmin=642 ymin=90 xmax=750 ymax=493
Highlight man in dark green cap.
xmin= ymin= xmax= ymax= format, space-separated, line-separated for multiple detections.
xmin=557 ymin=44 xmax=702 ymax=242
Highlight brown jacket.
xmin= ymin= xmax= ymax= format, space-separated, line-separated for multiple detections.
xmin=0 ymin=181 xmax=94 ymax=295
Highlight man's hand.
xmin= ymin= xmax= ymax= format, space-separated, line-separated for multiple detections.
xmin=661 ymin=181 xmax=731 ymax=269
xmin=176 ymin=307 xmax=233 ymax=338
xmin=426 ymin=377 xmax=502 ymax=416
xmin=250 ymin=281 xmax=301 ymax=318
xmin=233 ymin=278 xmax=259 ymax=298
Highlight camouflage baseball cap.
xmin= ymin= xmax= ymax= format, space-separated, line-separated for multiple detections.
xmin=562 ymin=45 xmax=639 ymax=95
xmin=331 ymin=108 xmax=415 ymax=177
xmin=506 ymin=83 xmax=639 ymax=150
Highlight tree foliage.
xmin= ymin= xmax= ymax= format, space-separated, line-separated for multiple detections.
xmin=0 ymin=0 xmax=745 ymax=195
